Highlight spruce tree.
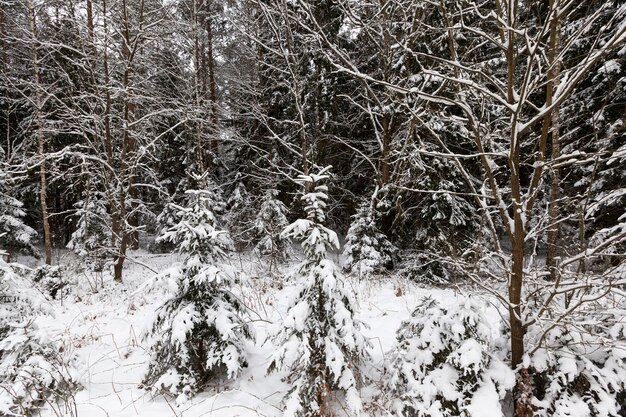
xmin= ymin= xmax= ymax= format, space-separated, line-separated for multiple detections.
xmin=387 ymin=297 xmax=514 ymax=417
xmin=343 ymin=198 xmax=396 ymax=278
xmin=0 ymin=170 xmax=37 ymax=261
xmin=66 ymin=192 xmax=111 ymax=272
xmin=0 ymin=253 xmax=81 ymax=415
xmin=142 ymin=189 xmax=251 ymax=404
xmin=268 ymin=168 xmax=369 ymax=416
xmin=253 ymin=188 xmax=291 ymax=270
xmin=226 ymin=181 xmax=256 ymax=250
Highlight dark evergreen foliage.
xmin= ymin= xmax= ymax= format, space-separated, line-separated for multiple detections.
xmin=268 ymin=169 xmax=369 ymax=416
xmin=142 ymin=189 xmax=251 ymax=404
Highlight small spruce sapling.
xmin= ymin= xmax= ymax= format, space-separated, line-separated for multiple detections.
xmin=253 ymin=188 xmax=291 ymax=270
xmin=31 ymin=265 xmax=70 ymax=299
xmin=153 ymin=177 xmax=225 ymax=252
xmin=343 ymin=198 xmax=396 ymax=278
xmin=226 ymin=181 xmax=256 ymax=250
xmin=66 ymin=194 xmax=112 ymax=271
xmin=387 ymin=297 xmax=514 ymax=417
xmin=142 ymin=189 xmax=251 ymax=404
xmin=0 ymin=253 xmax=82 ymax=415
xmin=268 ymin=167 xmax=370 ymax=416
xmin=523 ymin=316 xmax=626 ymax=417
xmin=0 ymin=173 xmax=38 ymax=261
xmin=151 ymin=200 xmax=182 ymax=253
xmin=383 ymin=154 xmax=479 ymax=284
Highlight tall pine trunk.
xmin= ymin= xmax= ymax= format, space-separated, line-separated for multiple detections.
xmin=1 ymin=6 xmax=10 ymax=161
xmin=206 ymin=3 xmax=218 ymax=156
xmin=27 ymin=0 xmax=53 ymax=265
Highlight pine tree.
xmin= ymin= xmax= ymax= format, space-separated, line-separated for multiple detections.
xmin=522 ymin=306 xmax=626 ymax=417
xmin=151 ymin=200 xmax=183 ymax=253
xmin=226 ymin=181 xmax=256 ymax=250
xmin=387 ymin=152 xmax=480 ymax=285
xmin=142 ymin=189 xmax=251 ymax=405
xmin=268 ymin=168 xmax=369 ymax=416
xmin=563 ymin=32 xmax=626 ymax=271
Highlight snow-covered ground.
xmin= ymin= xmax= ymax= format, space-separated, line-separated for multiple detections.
xmin=35 ymin=249 xmax=485 ymax=417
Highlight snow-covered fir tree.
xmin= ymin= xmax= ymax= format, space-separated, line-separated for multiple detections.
xmin=268 ymin=168 xmax=370 ymax=416
xmin=66 ymin=193 xmax=112 ymax=271
xmin=31 ymin=265 xmax=70 ymax=300
xmin=142 ymin=189 xmax=251 ymax=405
xmin=253 ymin=188 xmax=291 ymax=270
xmin=585 ymin=141 xmax=626 ymax=270
xmin=343 ymin=197 xmax=396 ymax=278
xmin=523 ymin=313 xmax=626 ymax=417
xmin=0 ymin=172 xmax=37 ymax=261
xmin=387 ymin=297 xmax=514 ymax=417
xmin=391 ymin=154 xmax=480 ymax=285
xmin=0 ymin=254 xmax=82 ymax=415
xmin=199 ymin=177 xmax=228 ymax=222
xmin=152 ymin=175 xmax=227 ymax=253
xmin=151 ymin=200 xmax=183 ymax=253
xmin=226 ymin=181 xmax=256 ymax=250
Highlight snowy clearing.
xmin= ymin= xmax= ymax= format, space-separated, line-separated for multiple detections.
xmin=35 ymin=250 xmax=480 ymax=417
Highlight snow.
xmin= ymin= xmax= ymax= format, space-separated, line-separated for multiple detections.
xmin=558 ymin=355 xmax=579 ymax=381
xmin=285 ymin=300 xmax=309 ymax=332
xmin=14 ymin=242 xmax=622 ymax=417
xmin=598 ymin=59 xmax=621 ymax=74
xmin=20 ymin=248 xmax=488 ymax=417
xmin=325 ymin=340 xmax=345 ymax=382
xmin=457 ymin=339 xmax=485 ymax=371
xmin=171 ymin=303 xmax=200 ymax=345
xmin=486 ymin=359 xmax=515 ymax=391
xmin=466 ymin=379 xmax=505 ymax=417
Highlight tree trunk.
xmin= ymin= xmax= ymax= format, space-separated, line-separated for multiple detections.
xmin=125 ymin=0 xmax=140 ymax=250
xmin=379 ymin=0 xmax=392 ymax=186
xmin=113 ymin=0 xmax=140 ymax=280
xmin=545 ymin=7 xmax=562 ymax=281
xmin=101 ymin=0 xmax=113 ymax=165
xmin=381 ymin=114 xmax=392 ymax=185
xmin=503 ymin=0 xmax=524 ymax=371
xmin=113 ymin=197 xmax=128 ymax=282
xmin=503 ymin=4 xmax=534 ymax=415
xmin=101 ymin=0 xmax=120 ymax=273
xmin=193 ymin=0 xmax=205 ymax=179
xmin=1 ymin=5 xmax=10 ymax=161
xmin=0 ymin=8 xmax=5 ymax=69
xmin=206 ymin=4 xmax=219 ymax=156
xmin=86 ymin=0 xmax=94 ymax=40
xmin=515 ymin=368 xmax=535 ymax=417
xmin=509 ymin=171 xmax=525 ymax=370
xmin=27 ymin=0 xmax=53 ymax=265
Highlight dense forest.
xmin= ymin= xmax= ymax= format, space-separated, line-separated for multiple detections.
xmin=0 ymin=0 xmax=624 ymax=416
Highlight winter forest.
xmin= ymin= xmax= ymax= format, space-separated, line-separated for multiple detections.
xmin=0 ymin=0 xmax=624 ymax=416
